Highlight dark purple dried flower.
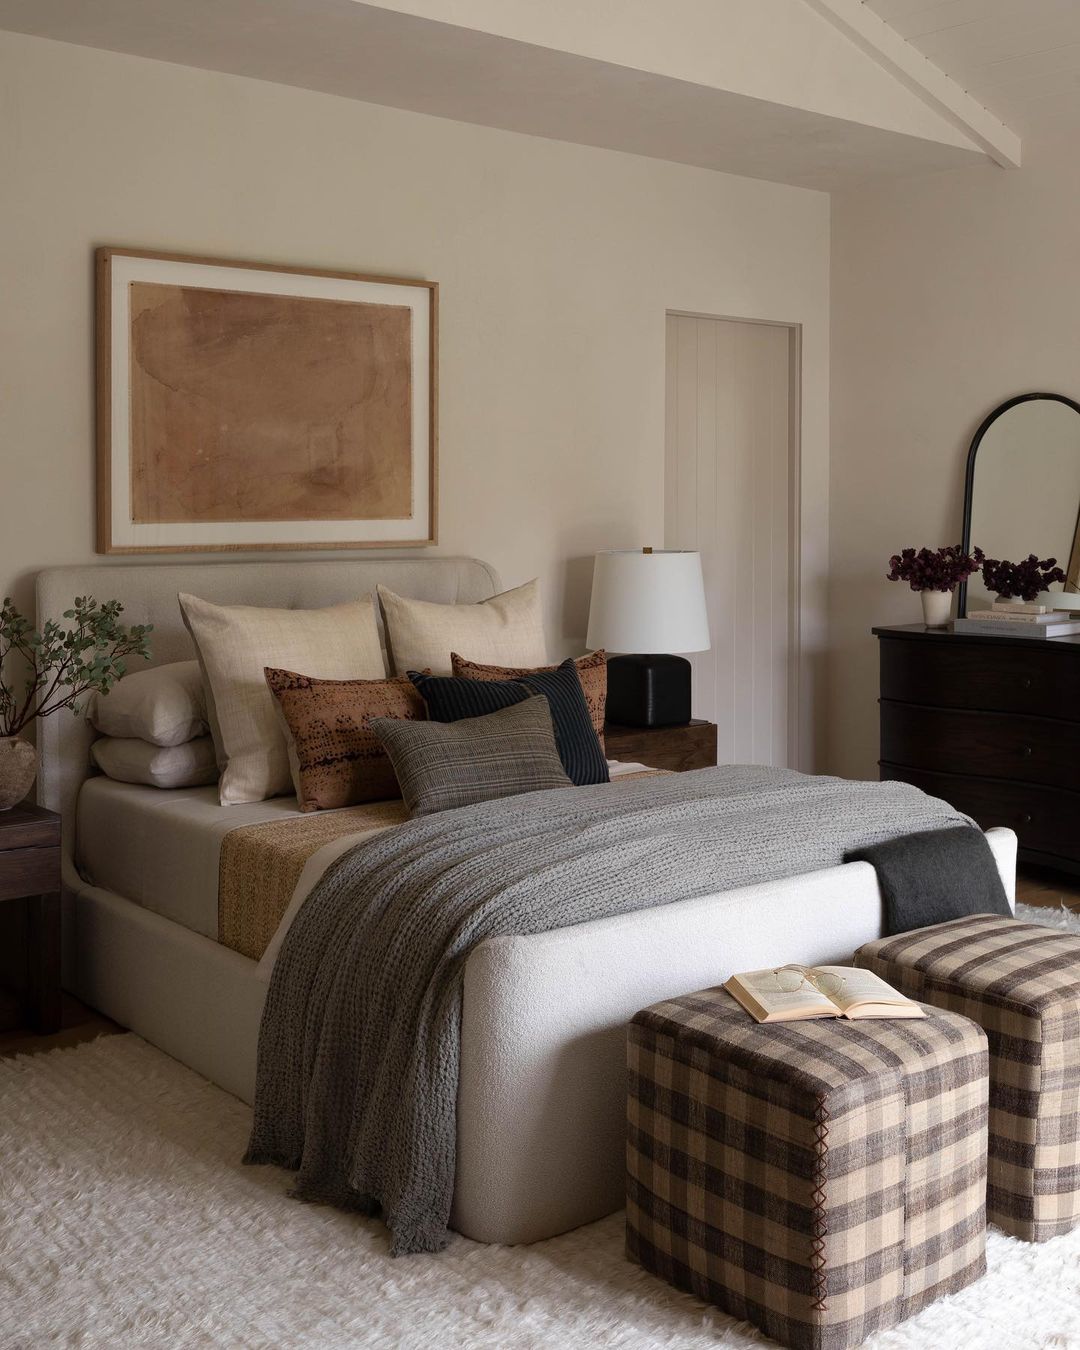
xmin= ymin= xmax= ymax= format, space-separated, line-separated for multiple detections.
xmin=979 ymin=554 xmax=1066 ymax=603
xmin=887 ymin=545 xmax=984 ymax=593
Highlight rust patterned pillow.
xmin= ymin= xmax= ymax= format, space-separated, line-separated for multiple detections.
xmin=450 ymin=650 xmax=607 ymax=750
xmin=264 ymin=668 xmax=427 ymax=812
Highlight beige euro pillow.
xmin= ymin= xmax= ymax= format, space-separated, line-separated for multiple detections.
xmin=88 ymin=660 xmax=208 ymax=746
xmin=378 ymin=579 xmax=547 ymax=676
xmin=179 ymin=592 xmax=387 ymax=805
xmin=91 ymin=735 xmax=219 ymax=789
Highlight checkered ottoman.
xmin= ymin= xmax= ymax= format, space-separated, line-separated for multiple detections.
xmin=626 ymin=990 xmax=988 ymax=1350
xmin=857 ymin=913 xmax=1080 ymax=1242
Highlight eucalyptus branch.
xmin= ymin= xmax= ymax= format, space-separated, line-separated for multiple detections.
xmin=23 ymin=636 xmax=81 ymax=722
xmin=34 ymin=639 xmax=147 ymax=720
xmin=0 ymin=596 xmax=152 ymax=738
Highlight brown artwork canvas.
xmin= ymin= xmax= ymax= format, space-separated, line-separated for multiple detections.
xmin=96 ymin=248 xmax=437 ymax=553
xmin=128 ymin=282 xmax=412 ymax=523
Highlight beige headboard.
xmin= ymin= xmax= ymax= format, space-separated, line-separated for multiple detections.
xmin=35 ymin=556 xmax=500 ymax=881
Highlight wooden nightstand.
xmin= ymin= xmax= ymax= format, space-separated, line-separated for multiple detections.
xmin=0 ymin=803 xmax=61 ymax=1034
xmin=604 ymin=719 xmax=718 ymax=773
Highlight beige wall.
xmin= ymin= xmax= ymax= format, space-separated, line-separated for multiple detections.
xmin=829 ymin=135 xmax=1080 ymax=778
xmin=0 ymin=30 xmax=831 ymax=758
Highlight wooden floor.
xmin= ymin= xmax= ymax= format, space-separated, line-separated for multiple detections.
xmin=0 ymin=992 xmax=121 ymax=1060
xmin=1016 ymin=865 xmax=1080 ymax=912
xmin=1 ymin=866 xmax=1078 ymax=1061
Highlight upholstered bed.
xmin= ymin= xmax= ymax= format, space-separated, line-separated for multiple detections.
xmin=36 ymin=558 xmax=1018 ymax=1247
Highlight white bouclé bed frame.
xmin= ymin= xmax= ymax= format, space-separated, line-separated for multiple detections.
xmin=36 ymin=558 xmax=1018 ymax=1247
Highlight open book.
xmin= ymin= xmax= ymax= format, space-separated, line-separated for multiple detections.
xmin=723 ymin=965 xmax=925 ymax=1024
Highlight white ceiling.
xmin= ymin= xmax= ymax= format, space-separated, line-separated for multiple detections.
xmin=864 ymin=0 xmax=1080 ymax=136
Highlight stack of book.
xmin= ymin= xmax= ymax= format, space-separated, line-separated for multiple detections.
xmin=954 ymin=598 xmax=1080 ymax=639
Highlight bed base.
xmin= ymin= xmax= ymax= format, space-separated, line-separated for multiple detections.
xmin=67 ymin=826 xmax=1016 ymax=1247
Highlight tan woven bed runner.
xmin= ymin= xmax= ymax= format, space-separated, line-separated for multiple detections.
xmin=219 ymin=801 xmax=408 ymax=960
xmin=218 ymin=769 xmax=670 ymax=962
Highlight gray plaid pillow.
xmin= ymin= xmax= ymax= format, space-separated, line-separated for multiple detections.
xmin=369 ymin=695 xmax=572 ymax=817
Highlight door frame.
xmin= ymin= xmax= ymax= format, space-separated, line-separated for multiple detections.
xmin=665 ymin=311 xmax=804 ymax=770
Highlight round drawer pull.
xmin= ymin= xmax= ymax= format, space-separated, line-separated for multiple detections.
xmin=1020 ymin=813 xmax=1033 ymax=825
xmin=1022 ymin=677 xmax=1032 ymax=689
xmin=1022 ymin=746 xmax=1033 ymax=757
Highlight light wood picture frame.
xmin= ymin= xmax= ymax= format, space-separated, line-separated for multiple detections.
xmin=96 ymin=247 xmax=438 ymax=554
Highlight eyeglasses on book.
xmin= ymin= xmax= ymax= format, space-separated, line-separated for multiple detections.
xmin=773 ymin=964 xmax=847 ymax=997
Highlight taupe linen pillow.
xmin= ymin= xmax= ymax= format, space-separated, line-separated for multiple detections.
xmin=377 ymin=578 xmax=547 ymax=676
xmin=370 ymin=695 xmax=571 ymax=817
xmin=265 ymin=668 xmax=427 ymax=812
xmin=88 ymin=660 xmax=207 ymax=747
xmin=179 ymin=592 xmax=387 ymax=805
xmin=90 ymin=735 xmax=219 ymax=789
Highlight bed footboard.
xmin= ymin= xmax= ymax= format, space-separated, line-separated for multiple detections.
xmin=452 ymin=827 xmax=1016 ymax=1244
xmin=65 ymin=826 xmax=1016 ymax=1248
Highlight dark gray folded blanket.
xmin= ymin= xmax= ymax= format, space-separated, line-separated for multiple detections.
xmin=846 ymin=825 xmax=1012 ymax=935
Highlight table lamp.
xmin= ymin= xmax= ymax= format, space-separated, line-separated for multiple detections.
xmin=586 ymin=548 xmax=710 ymax=727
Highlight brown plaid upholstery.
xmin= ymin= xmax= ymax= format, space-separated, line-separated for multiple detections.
xmin=857 ymin=913 xmax=1080 ymax=1242
xmin=627 ymin=991 xmax=988 ymax=1350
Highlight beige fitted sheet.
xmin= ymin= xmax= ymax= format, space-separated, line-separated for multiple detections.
xmin=76 ymin=777 xmax=307 ymax=938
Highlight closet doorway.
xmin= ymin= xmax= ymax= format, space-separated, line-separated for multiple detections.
xmin=664 ymin=313 xmax=800 ymax=769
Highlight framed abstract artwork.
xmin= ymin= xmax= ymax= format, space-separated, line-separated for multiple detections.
xmin=95 ymin=247 xmax=437 ymax=553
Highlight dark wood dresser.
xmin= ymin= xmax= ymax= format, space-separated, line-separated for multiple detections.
xmin=875 ymin=624 xmax=1080 ymax=875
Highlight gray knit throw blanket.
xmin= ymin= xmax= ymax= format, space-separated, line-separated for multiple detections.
xmin=244 ymin=765 xmax=970 ymax=1255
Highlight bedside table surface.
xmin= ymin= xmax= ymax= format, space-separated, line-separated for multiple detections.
xmin=603 ymin=717 xmax=713 ymax=733
xmin=603 ymin=719 xmax=717 ymax=774
xmin=0 ymin=802 xmax=61 ymax=851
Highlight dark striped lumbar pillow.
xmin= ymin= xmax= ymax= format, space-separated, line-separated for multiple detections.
xmin=450 ymin=651 xmax=607 ymax=749
xmin=369 ymin=696 xmax=572 ymax=817
xmin=408 ymin=657 xmax=609 ymax=787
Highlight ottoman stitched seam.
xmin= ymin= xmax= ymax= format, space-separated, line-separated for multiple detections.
xmin=810 ymin=1095 xmax=829 ymax=1313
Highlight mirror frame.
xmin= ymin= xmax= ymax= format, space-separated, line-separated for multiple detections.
xmin=958 ymin=391 xmax=1080 ymax=617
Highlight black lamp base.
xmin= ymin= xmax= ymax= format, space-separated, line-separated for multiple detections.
xmin=605 ymin=653 xmax=692 ymax=728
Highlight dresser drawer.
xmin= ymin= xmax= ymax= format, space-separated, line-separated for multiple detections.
xmin=881 ymin=700 xmax=1080 ymax=792
xmin=879 ymin=635 xmax=1080 ymax=720
xmin=881 ymin=763 xmax=1080 ymax=870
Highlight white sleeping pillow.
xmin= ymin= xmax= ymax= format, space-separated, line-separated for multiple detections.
xmin=88 ymin=659 xmax=208 ymax=747
xmin=179 ymin=591 xmax=387 ymax=805
xmin=377 ymin=579 xmax=547 ymax=676
xmin=91 ymin=735 xmax=219 ymax=789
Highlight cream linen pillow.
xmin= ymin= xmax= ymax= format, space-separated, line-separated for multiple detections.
xmin=88 ymin=660 xmax=208 ymax=746
xmin=179 ymin=592 xmax=387 ymax=805
xmin=91 ymin=735 xmax=219 ymax=789
xmin=377 ymin=579 xmax=547 ymax=676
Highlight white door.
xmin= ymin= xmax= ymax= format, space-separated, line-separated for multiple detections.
xmin=665 ymin=313 xmax=797 ymax=767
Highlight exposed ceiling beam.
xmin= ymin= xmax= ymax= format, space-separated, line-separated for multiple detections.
xmin=0 ymin=0 xmax=996 ymax=192
xmin=803 ymin=0 xmax=1021 ymax=169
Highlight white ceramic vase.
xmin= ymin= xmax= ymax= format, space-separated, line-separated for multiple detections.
xmin=0 ymin=736 xmax=36 ymax=810
xmin=920 ymin=589 xmax=953 ymax=628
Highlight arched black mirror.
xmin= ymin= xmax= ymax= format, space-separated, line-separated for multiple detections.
xmin=959 ymin=392 xmax=1080 ymax=616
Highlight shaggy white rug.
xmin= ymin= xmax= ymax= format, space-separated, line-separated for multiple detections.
xmin=2 ymin=903 xmax=1079 ymax=1350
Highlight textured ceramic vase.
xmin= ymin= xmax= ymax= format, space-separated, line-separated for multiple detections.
xmin=921 ymin=589 xmax=952 ymax=627
xmin=0 ymin=736 xmax=36 ymax=810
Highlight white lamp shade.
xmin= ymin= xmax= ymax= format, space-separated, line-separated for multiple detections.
xmin=586 ymin=550 xmax=711 ymax=653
